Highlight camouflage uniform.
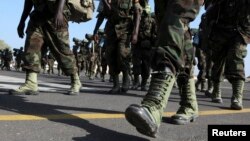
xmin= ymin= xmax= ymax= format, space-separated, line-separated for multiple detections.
xmin=21 ymin=2 xmax=77 ymax=75
xmin=47 ymin=51 xmax=55 ymax=74
xmin=206 ymin=0 xmax=249 ymax=109
xmin=193 ymin=20 xmax=207 ymax=92
xmin=93 ymin=1 xmax=112 ymax=82
xmin=196 ymin=13 xmax=215 ymax=97
xmin=15 ymin=47 xmax=24 ymax=71
xmin=131 ymin=5 xmax=157 ymax=91
xmin=125 ymin=0 xmax=203 ymax=137
xmin=85 ymin=34 xmax=98 ymax=80
xmin=105 ymin=0 xmax=142 ymax=93
xmin=1 ymin=49 xmax=13 ymax=71
xmin=72 ymin=38 xmax=85 ymax=75
xmin=10 ymin=0 xmax=81 ymax=95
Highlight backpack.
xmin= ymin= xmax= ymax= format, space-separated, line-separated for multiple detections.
xmin=47 ymin=0 xmax=94 ymax=23
xmin=67 ymin=0 xmax=95 ymax=23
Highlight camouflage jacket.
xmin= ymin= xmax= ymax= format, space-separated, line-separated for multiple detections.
xmin=206 ymin=0 xmax=250 ymax=43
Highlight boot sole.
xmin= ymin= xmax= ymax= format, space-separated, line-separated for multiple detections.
xmin=125 ymin=105 xmax=158 ymax=138
xmin=171 ymin=115 xmax=198 ymax=125
xmin=231 ymin=104 xmax=243 ymax=110
xmin=211 ymin=98 xmax=223 ymax=103
xmin=9 ymin=90 xmax=39 ymax=95
xmin=67 ymin=86 xmax=82 ymax=96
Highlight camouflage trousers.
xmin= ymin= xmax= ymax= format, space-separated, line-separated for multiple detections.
xmin=153 ymin=0 xmax=203 ymax=75
xmin=23 ymin=19 xmax=77 ymax=75
xmin=132 ymin=41 xmax=152 ymax=79
xmin=196 ymin=48 xmax=206 ymax=81
xmin=105 ymin=27 xmax=131 ymax=75
xmin=208 ymin=28 xmax=247 ymax=82
xmin=205 ymin=49 xmax=214 ymax=80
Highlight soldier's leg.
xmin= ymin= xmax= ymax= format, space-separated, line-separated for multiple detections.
xmin=171 ymin=75 xmax=198 ymax=124
xmin=226 ymin=38 xmax=247 ymax=110
xmin=171 ymin=33 xmax=198 ymax=125
xmin=106 ymin=35 xmax=120 ymax=94
xmin=125 ymin=0 xmax=202 ymax=137
xmin=9 ymin=22 xmax=43 ymax=95
xmin=119 ymin=34 xmax=131 ymax=93
xmin=125 ymin=67 xmax=175 ymax=137
xmin=195 ymin=49 xmax=202 ymax=91
xmin=141 ymin=49 xmax=151 ymax=91
xmin=195 ymin=48 xmax=207 ymax=92
xmin=200 ymin=50 xmax=207 ymax=92
xmin=44 ymin=21 xmax=81 ymax=95
xmin=205 ymin=50 xmax=214 ymax=97
xmin=131 ymin=47 xmax=141 ymax=90
xmin=101 ymin=58 xmax=107 ymax=82
xmin=209 ymin=33 xmax=227 ymax=103
xmin=211 ymin=81 xmax=223 ymax=103
xmin=52 ymin=61 xmax=54 ymax=74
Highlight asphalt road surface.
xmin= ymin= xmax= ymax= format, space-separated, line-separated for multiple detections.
xmin=0 ymin=70 xmax=249 ymax=141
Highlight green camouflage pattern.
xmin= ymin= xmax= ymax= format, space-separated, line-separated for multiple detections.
xmin=132 ymin=11 xmax=156 ymax=82
xmin=195 ymin=48 xmax=206 ymax=81
xmin=208 ymin=29 xmax=247 ymax=81
xmin=138 ymin=0 xmax=202 ymax=128
xmin=206 ymin=0 xmax=248 ymax=82
xmin=105 ymin=0 xmax=141 ymax=75
xmin=23 ymin=17 xmax=77 ymax=75
xmin=152 ymin=0 xmax=203 ymax=74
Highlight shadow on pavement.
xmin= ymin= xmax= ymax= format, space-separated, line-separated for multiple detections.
xmin=0 ymin=93 xmax=149 ymax=141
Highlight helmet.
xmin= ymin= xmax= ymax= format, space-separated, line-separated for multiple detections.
xmin=85 ymin=34 xmax=93 ymax=40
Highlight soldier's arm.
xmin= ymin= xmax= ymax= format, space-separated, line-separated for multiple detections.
xmin=102 ymin=0 xmax=111 ymax=11
xmin=93 ymin=13 xmax=105 ymax=42
xmin=131 ymin=0 xmax=142 ymax=44
xmin=54 ymin=0 xmax=66 ymax=29
xmin=17 ymin=0 xmax=33 ymax=38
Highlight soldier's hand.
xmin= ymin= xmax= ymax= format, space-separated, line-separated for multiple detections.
xmin=131 ymin=34 xmax=138 ymax=45
xmin=54 ymin=11 xmax=64 ymax=29
xmin=17 ymin=22 xmax=25 ymax=38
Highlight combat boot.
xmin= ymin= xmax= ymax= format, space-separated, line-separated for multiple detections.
xmin=125 ymin=69 xmax=175 ymax=137
xmin=171 ymin=78 xmax=199 ymax=125
xmin=101 ymin=73 xmax=105 ymax=82
xmin=230 ymin=80 xmax=244 ymax=110
xmin=141 ymin=78 xmax=148 ymax=91
xmin=211 ymin=81 xmax=223 ymax=103
xmin=68 ymin=73 xmax=82 ymax=95
xmin=108 ymin=74 xmax=120 ymax=94
xmin=109 ymin=75 xmax=113 ymax=82
xmin=132 ymin=75 xmax=140 ymax=90
xmin=195 ymin=79 xmax=201 ymax=91
xmin=121 ymin=70 xmax=130 ymax=93
xmin=9 ymin=71 xmax=39 ymax=95
xmin=89 ymin=71 xmax=95 ymax=80
xmin=205 ymin=79 xmax=213 ymax=97
xmin=200 ymin=80 xmax=207 ymax=92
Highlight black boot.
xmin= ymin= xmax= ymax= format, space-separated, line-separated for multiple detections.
xmin=132 ymin=75 xmax=140 ymax=90
xmin=108 ymin=75 xmax=120 ymax=94
xmin=141 ymin=78 xmax=148 ymax=91
xmin=121 ymin=70 xmax=130 ymax=93
xmin=205 ymin=79 xmax=213 ymax=97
